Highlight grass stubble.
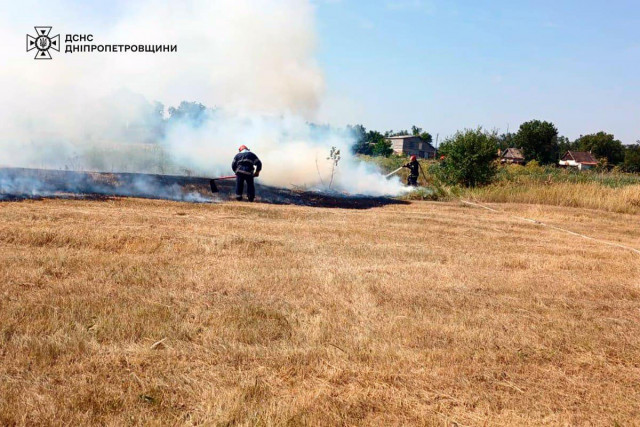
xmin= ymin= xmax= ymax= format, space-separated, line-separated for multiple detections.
xmin=0 ymin=197 xmax=639 ymax=425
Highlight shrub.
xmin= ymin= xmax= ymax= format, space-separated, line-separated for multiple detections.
xmin=371 ymin=135 xmax=393 ymax=157
xmin=623 ymin=144 xmax=640 ymax=173
xmin=435 ymin=128 xmax=499 ymax=187
xmin=524 ymin=159 xmax=543 ymax=172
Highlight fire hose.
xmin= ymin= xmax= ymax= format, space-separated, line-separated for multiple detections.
xmin=385 ymin=164 xmax=430 ymax=187
xmin=418 ymin=163 xmax=430 ymax=185
xmin=385 ymin=167 xmax=403 ymax=178
xmin=209 ymin=175 xmax=236 ymax=193
xmin=209 ymin=172 xmax=261 ymax=193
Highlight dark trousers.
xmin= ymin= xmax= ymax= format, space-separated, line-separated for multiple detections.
xmin=407 ymin=175 xmax=418 ymax=186
xmin=235 ymin=174 xmax=255 ymax=201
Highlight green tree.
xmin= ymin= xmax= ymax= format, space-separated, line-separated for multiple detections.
xmin=385 ymin=129 xmax=409 ymax=137
xmin=436 ymin=128 xmax=499 ymax=187
xmin=410 ymin=126 xmax=432 ymax=144
xmin=623 ymin=143 xmax=640 ymax=173
xmin=349 ymin=124 xmax=371 ymax=155
xmin=575 ymin=132 xmax=625 ymax=165
xmin=167 ymin=101 xmax=209 ymax=126
xmin=557 ymin=135 xmax=577 ymax=156
xmin=420 ymin=132 xmax=433 ymax=144
xmin=369 ymin=131 xmax=393 ymax=157
xmin=514 ymin=120 xmax=559 ymax=164
xmin=497 ymin=132 xmax=515 ymax=151
xmin=349 ymin=125 xmax=393 ymax=156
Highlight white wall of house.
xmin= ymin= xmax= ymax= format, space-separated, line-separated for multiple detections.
xmin=559 ymin=160 xmax=594 ymax=170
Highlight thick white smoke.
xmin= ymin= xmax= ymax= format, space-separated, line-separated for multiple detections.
xmin=164 ymin=111 xmax=406 ymax=195
xmin=0 ymin=0 xmax=406 ymax=196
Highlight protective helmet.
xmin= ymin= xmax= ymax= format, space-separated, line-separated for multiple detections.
xmin=238 ymin=145 xmax=248 ymax=152
xmin=410 ymin=155 xmax=417 ymax=162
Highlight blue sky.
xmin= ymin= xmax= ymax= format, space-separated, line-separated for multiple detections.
xmin=314 ymin=0 xmax=640 ymax=143
xmin=1 ymin=0 xmax=638 ymax=144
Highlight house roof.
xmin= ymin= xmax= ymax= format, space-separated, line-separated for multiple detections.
xmin=502 ymin=147 xmax=524 ymax=159
xmin=563 ymin=151 xmax=598 ymax=164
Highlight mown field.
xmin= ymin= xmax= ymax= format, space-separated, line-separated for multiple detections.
xmin=1 ymin=198 xmax=639 ymax=425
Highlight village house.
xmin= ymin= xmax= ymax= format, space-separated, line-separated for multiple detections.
xmin=558 ymin=151 xmax=598 ymax=170
xmin=386 ymin=135 xmax=436 ymax=159
xmin=500 ymin=147 xmax=525 ymax=165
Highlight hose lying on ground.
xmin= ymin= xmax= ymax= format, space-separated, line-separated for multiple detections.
xmin=461 ymin=199 xmax=640 ymax=256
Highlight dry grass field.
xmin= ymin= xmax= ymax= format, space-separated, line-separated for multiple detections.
xmin=1 ymin=197 xmax=639 ymax=425
xmin=467 ymin=183 xmax=640 ymax=215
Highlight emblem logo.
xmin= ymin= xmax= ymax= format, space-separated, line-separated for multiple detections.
xmin=26 ymin=26 xmax=60 ymax=60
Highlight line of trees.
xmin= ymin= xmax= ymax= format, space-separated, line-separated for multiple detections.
xmin=497 ymin=120 xmax=631 ymax=168
xmin=349 ymin=119 xmax=640 ymax=173
xmin=435 ymin=127 xmax=640 ymax=187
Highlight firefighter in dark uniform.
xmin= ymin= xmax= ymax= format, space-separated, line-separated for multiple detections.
xmin=232 ymin=145 xmax=262 ymax=201
xmin=403 ymin=155 xmax=420 ymax=186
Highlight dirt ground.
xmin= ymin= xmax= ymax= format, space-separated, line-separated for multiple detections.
xmin=0 ymin=198 xmax=638 ymax=425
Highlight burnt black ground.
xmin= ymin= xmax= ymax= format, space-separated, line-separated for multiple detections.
xmin=0 ymin=167 xmax=408 ymax=209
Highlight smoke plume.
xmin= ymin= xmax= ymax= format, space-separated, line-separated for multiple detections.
xmin=0 ymin=0 xmax=406 ymax=197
